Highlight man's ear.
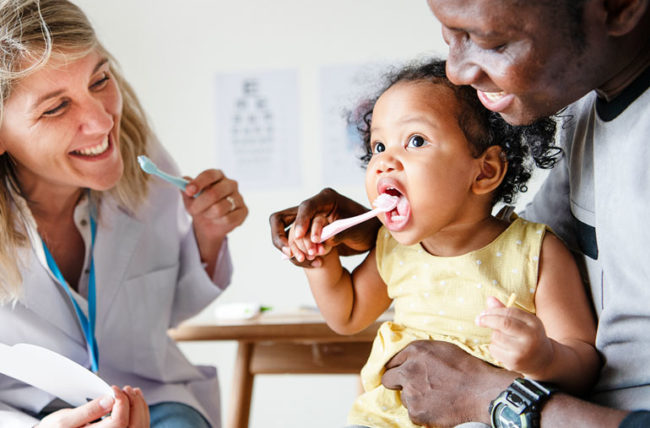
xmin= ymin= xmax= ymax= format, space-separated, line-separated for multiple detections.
xmin=605 ymin=0 xmax=648 ymax=36
xmin=472 ymin=145 xmax=507 ymax=196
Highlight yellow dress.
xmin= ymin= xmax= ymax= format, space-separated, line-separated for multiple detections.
xmin=347 ymin=217 xmax=548 ymax=427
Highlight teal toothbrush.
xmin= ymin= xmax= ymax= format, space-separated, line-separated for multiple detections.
xmin=137 ymin=155 xmax=189 ymax=191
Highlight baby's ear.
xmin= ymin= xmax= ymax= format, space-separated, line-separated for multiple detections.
xmin=472 ymin=145 xmax=507 ymax=196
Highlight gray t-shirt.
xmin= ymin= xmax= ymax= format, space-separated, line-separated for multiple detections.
xmin=522 ymin=66 xmax=650 ymax=411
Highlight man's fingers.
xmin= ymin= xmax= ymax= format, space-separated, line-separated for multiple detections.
xmin=381 ymin=367 xmax=403 ymax=391
xmin=293 ymin=187 xmax=352 ymax=237
xmin=293 ymin=203 xmax=327 ymax=239
xmin=399 ymin=389 xmax=409 ymax=410
xmin=269 ymin=207 xmax=298 ymax=250
xmin=382 ymin=349 xmax=411 ymax=390
xmin=384 ymin=345 xmax=410 ymax=369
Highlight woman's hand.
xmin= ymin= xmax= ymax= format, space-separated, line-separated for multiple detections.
xmin=122 ymin=386 xmax=150 ymax=428
xmin=36 ymin=385 xmax=150 ymax=427
xmin=476 ymin=296 xmax=555 ymax=380
xmin=269 ymin=188 xmax=379 ymax=267
xmin=183 ymin=169 xmax=248 ymax=273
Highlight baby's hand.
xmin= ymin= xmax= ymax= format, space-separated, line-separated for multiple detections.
xmin=475 ymin=296 xmax=554 ymax=379
xmin=286 ymin=216 xmax=332 ymax=264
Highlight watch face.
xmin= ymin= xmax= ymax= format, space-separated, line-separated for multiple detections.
xmin=492 ymin=403 xmax=522 ymax=428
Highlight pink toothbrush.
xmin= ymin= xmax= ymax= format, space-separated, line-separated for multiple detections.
xmin=317 ymin=193 xmax=399 ymax=243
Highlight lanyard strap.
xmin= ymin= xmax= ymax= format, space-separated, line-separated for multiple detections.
xmin=42 ymin=214 xmax=99 ymax=373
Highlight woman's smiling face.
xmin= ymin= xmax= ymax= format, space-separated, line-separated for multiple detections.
xmin=0 ymin=49 xmax=124 ymax=197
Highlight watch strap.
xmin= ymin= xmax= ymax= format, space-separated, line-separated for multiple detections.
xmin=510 ymin=378 xmax=556 ymax=411
xmin=489 ymin=378 xmax=556 ymax=428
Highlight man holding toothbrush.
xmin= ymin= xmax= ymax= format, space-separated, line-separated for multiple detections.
xmin=270 ymin=0 xmax=650 ymax=426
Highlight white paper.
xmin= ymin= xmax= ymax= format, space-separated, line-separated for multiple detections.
xmin=319 ymin=62 xmax=389 ymax=186
xmin=215 ymin=69 xmax=301 ymax=190
xmin=0 ymin=343 xmax=112 ymax=407
xmin=213 ymin=302 xmax=263 ymax=320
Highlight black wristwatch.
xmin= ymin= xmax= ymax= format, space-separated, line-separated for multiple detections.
xmin=489 ymin=378 xmax=556 ymax=428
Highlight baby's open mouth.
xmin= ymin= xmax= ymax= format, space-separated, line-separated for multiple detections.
xmin=382 ymin=188 xmax=410 ymax=227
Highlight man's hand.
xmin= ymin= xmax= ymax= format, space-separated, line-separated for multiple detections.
xmin=269 ymin=188 xmax=380 ymax=267
xmin=382 ymin=340 xmax=515 ymax=426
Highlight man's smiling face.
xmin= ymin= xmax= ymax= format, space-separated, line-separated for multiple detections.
xmin=427 ymin=0 xmax=605 ymax=125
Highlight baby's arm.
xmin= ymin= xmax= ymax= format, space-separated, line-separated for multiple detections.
xmin=286 ymin=221 xmax=390 ymax=334
xmin=304 ymin=245 xmax=391 ymax=335
xmin=477 ymin=233 xmax=600 ymax=394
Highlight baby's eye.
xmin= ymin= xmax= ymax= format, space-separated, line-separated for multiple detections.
xmin=407 ymin=135 xmax=426 ymax=148
xmin=372 ymin=142 xmax=385 ymax=154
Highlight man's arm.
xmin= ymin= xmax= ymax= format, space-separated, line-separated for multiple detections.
xmin=381 ymin=340 xmax=629 ymax=427
xmin=541 ymin=393 xmax=627 ymax=427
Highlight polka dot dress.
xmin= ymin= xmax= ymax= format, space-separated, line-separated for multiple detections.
xmin=347 ymin=216 xmax=548 ymax=428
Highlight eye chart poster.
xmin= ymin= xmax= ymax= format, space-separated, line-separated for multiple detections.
xmin=319 ymin=62 xmax=388 ymax=187
xmin=215 ymin=69 xmax=301 ymax=190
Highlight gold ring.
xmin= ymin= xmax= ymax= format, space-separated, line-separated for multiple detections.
xmin=226 ymin=196 xmax=236 ymax=212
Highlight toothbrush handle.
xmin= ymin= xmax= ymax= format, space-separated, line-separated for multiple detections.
xmin=153 ymin=169 xmax=189 ymax=191
xmin=318 ymin=208 xmax=381 ymax=243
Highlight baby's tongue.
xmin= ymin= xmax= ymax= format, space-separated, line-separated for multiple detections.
xmin=391 ymin=195 xmax=410 ymax=221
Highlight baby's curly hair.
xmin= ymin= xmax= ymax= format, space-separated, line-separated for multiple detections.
xmin=354 ymin=58 xmax=561 ymax=205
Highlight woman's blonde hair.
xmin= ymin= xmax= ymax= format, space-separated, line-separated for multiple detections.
xmin=0 ymin=0 xmax=151 ymax=302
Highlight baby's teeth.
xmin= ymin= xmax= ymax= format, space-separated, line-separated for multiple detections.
xmin=391 ymin=215 xmax=406 ymax=222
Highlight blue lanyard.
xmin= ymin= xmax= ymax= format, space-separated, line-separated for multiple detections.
xmin=42 ymin=213 xmax=99 ymax=374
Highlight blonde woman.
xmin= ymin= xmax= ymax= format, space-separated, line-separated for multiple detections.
xmin=0 ymin=0 xmax=248 ymax=426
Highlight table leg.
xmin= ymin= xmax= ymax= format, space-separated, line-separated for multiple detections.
xmin=227 ymin=341 xmax=254 ymax=428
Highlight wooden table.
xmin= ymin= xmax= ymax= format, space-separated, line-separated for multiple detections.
xmin=168 ymin=309 xmax=386 ymax=428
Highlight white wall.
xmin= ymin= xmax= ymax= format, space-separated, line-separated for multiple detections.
xmin=72 ymin=1 xmax=546 ymax=427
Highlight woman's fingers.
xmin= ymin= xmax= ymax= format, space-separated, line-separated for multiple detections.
xmin=184 ymin=169 xmax=225 ymax=198
xmin=93 ymin=386 xmax=130 ymax=427
xmin=121 ymin=386 xmax=150 ymax=428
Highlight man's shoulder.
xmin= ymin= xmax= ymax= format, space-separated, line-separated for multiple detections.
xmin=557 ymin=92 xmax=598 ymax=130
